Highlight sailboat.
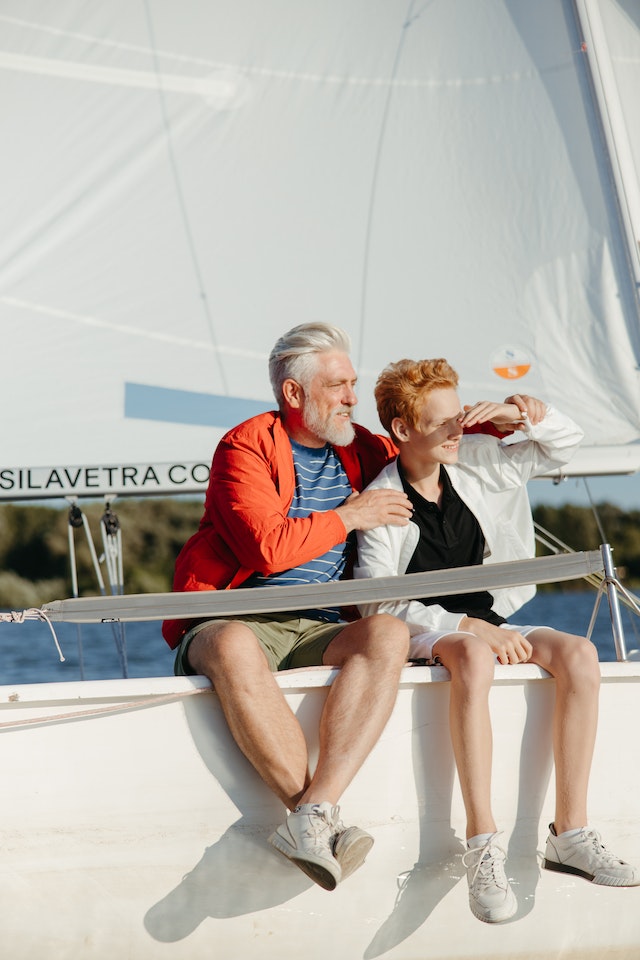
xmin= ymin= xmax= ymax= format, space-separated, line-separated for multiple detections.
xmin=2 ymin=1 xmax=640 ymax=957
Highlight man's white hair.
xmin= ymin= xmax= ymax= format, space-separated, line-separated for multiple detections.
xmin=269 ymin=322 xmax=352 ymax=408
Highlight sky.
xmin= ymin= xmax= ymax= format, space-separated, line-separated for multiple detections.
xmin=527 ymin=473 xmax=640 ymax=511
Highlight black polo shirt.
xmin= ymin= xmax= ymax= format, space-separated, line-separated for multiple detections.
xmin=398 ymin=461 xmax=505 ymax=625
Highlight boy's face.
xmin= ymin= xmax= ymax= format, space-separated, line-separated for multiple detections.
xmin=400 ymin=387 xmax=464 ymax=465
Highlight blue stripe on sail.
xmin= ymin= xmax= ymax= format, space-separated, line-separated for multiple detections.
xmin=125 ymin=383 xmax=272 ymax=427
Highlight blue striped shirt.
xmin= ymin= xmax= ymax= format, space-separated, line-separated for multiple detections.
xmin=245 ymin=440 xmax=352 ymax=621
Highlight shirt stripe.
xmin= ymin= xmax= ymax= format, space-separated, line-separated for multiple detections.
xmin=245 ymin=440 xmax=352 ymax=620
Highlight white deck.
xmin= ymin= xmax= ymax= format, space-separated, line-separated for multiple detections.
xmin=1 ymin=663 xmax=639 ymax=959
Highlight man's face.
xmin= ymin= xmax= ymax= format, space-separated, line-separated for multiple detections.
xmin=301 ymin=351 xmax=358 ymax=446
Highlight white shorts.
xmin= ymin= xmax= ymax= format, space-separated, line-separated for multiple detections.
xmin=409 ymin=623 xmax=547 ymax=663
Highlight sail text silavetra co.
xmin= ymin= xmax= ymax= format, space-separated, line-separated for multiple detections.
xmin=0 ymin=463 xmax=211 ymax=500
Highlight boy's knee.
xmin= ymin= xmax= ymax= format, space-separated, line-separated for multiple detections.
xmin=453 ymin=635 xmax=495 ymax=680
xmin=567 ymin=635 xmax=600 ymax=680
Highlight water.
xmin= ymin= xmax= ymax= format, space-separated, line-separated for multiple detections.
xmin=1 ymin=589 xmax=637 ymax=686
xmin=0 ymin=617 xmax=175 ymax=685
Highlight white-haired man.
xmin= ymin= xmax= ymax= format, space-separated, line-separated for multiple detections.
xmin=163 ymin=323 xmax=507 ymax=891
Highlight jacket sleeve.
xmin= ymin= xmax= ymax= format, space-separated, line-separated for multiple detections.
xmin=353 ymin=511 xmax=465 ymax=635
xmin=206 ymin=431 xmax=348 ymax=575
xmin=475 ymin=405 xmax=584 ymax=488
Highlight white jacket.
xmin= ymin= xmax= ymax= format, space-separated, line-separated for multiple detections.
xmin=354 ymin=406 xmax=583 ymax=635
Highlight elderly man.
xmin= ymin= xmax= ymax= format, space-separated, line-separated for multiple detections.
xmin=163 ymin=323 xmax=505 ymax=891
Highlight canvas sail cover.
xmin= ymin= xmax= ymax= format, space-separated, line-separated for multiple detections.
xmin=1 ymin=0 xmax=640 ymax=499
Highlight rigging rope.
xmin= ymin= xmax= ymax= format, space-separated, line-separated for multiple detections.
xmin=66 ymin=497 xmax=130 ymax=677
xmin=534 ymin=520 xmax=640 ymax=616
xmin=582 ymin=477 xmax=608 ymax=545
xmin=0 ymin=607 xmax=65 ymax=662
xmin=357 ymin=0 xmax=420 ymax=369
xmin=100 ymin=500 xmax=128 ymax=677
xmin=142 ymin=0 xmax=227 ymax=391
xmin=0 ymin=685 xmax=210 ymax=730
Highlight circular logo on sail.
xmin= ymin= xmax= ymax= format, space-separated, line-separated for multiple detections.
xmin=491 ymin=346 xmax=531 ymax=380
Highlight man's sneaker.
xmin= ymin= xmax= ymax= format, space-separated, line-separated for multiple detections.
xmin=543 ymin=823 xmax=640 ymax=887
xmin=332 ymin=816 xmax=374 ymax=881
xmin=461 ymin=833 xmax=517 ymax=923
xmin=268 ymin=802 xmax=342 ymax=891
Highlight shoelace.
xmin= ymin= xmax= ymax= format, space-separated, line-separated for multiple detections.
xmin=330 ymin=805 xmax=345 ymax=835
xmin=575 ymin=828 xmax=625 ymax=866
xmin=462 ymin=833 xmax=509 ymax=892
xmin=298 ymin=804 xmax=336 ymax=848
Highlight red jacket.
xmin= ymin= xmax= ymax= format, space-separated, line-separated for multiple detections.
xmin=162 ymin=412 xmax=397 ymax=648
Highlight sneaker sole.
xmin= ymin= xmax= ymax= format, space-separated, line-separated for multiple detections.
xmin=470 ymin=901 xmax=518 ymax=924
xmin=268 ymin=830 xmax=340 ymax=891
xmin=543 ymin=858 xmax=640 ymax=887
xmin=333 ymin=827 xmax=374 ymax=881
xmin=469 ymin=891 xmax=518 ymax=924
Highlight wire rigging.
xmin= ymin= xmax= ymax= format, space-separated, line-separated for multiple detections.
xmin=357 ymin=0 xmax=425 ymax=371
xmin=142 ymin=0 xmax=228 ymax=392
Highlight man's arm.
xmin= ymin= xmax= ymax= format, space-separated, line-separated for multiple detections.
xmin=209 ymin=431 xmax=411 ymax=575
xmin=336 ymin=488 xmax=412 ymax=534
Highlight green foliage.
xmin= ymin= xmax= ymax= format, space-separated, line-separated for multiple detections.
xmin=533 ymin=504 xmax=601 ymax=552
xmin=0 ymin=572 xmax=67 ymax=609
xmin=0 ymin=497 xmax=203 ymax=607
xmin=0 ymin=497 xmax=638 ymax=608
xmin=532 ymin=502 xmax=638 ymax=589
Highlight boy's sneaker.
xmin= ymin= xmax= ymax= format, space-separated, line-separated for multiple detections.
xmin=269 ymin=801 xmax=342 ymax=891
xmin=332 ymin=818 xmax=374 ymax=881
xmin=543 ymin=823 xmax=640 ymax=886
xmin=461 ymin=833 xmax=517 ymax=923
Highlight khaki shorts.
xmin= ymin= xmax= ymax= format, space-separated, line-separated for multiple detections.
xmin=174 ymin=613 xmax=345 ymax=675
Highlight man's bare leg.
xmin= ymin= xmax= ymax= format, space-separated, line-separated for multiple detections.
xmin=189 ymin=613 xmax=408 ymax=888
xmin=187 ymin=614 xmax=409 ymax=808
xmin=299 ymin=613 xmax=410 ymax=805
xmin=187 ymin=621 xmax=311 ymax=808
xmin=270 ymin=613 xmax=408 ymax=887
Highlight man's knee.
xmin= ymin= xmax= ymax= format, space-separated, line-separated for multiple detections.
xmin=188 ymin=620 xmax=267 ymax=679
xmin=374 ymin=613 xmax=411 ymax=651
xmin=335 ymin=614 xmax=410 ymax=664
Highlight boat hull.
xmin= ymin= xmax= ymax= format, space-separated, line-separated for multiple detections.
xmin=1 ymin=663 xmax=639 ymax=959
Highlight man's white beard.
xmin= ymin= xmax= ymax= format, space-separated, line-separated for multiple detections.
xmin=303 ymin=400 xmax=356 ymax=447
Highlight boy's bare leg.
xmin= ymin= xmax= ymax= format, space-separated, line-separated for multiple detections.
xmin=435 ymin=634 xmax=497 ymax=838
xmin=528 ymin=628 xmax=600 ymax=832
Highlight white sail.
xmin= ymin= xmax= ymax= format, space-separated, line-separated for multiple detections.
xmin=3 ymin=8 xmax=640 ymax=958
xmin=1 ymin=0 xmax=640 ymax=498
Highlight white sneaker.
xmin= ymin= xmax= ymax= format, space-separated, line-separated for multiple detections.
xmin=269 ymin=802 xmax=342 ymax=890
xmin=332 ymin=817 xmax=374 ymax=881
xmin=543 ymin=824 xmax=640 ymax=886
xmin=461 ymin=833 xmax=517 ymax=923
